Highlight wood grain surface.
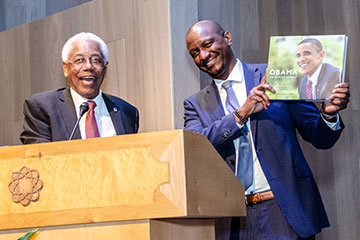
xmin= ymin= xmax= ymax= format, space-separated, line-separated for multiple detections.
xmin=0 ymin=130 xmax=245 ymax=230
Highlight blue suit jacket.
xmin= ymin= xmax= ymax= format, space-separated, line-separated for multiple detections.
xmin=184 ymin=62 xmax=344 ymax=237
xmin=20 ymin=88 xmax=139 ymax=144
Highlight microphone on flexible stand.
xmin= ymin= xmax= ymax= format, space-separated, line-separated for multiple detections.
xmin=69 ymin=102 xmax=89 ymax=140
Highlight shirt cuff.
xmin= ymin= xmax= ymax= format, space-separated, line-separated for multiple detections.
xmin=321 ymin=113 xmax=341 ymax=130
xmin=236 ymin=122 xmax=244 ymax=129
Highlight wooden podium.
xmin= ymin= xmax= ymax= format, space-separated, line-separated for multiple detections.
xmin=0 ymin=130 xmax=245 ymax=239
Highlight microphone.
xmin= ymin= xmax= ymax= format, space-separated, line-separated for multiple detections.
xmin=69 ymin=102 xmax=89 ymax=140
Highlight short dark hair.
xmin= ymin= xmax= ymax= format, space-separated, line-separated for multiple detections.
xmin=298 ymin=38 xmax=323 ymax=52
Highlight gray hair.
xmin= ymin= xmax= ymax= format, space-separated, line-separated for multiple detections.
xmin=61 ymin=32 xmax=109 ymax=63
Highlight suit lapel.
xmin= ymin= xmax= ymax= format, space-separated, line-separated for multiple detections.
xmin=205 ymin=63 xmax=263 ymax=143
xmin=206 ymin=81 xmax=226 ymax=121
xmin=58 ymin=88 xmax=80 ymax=140
xmin=103 ymin=94 xmax=125 ymax=135
xmin=243 ymin=63 xmax=256 ymax=95
xmin=242 ymin=63 xmax=262 ymax=144
xmin=58 ymin=90 xmax=126 ymax=139
xmin=317 ymin=63 xmax=327 ymax=93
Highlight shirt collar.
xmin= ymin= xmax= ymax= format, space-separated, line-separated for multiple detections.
xmin=308 ymin=63 xmax=323 ymax=85
xmin=70 ymin=88 xmax=103 ymax=117
xmin=214 ymin=59 xmax=244 ymax=88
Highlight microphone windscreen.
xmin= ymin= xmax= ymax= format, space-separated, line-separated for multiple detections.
xmin=79 ymin=102 xmax=89 ymax=117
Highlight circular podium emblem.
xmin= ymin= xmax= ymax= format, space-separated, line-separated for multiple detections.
xmin=8 ymin=166 xmax=43 ymax=206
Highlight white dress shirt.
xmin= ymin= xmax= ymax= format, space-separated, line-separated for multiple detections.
xmin=308 ymin=64 xmax=322 ymax=98
xmin=214 ymin=59 xmax=271 ymax=195
xmin=70 ymin=88 xmax=116 ymax=139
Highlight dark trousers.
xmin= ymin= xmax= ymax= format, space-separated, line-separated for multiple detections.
xmin=230 ymin=199 xmax=315 ymax=240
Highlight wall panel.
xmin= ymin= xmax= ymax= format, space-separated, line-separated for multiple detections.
xmin=0 ymin=0 xmax=92 ymax=32
xmin=169 ymin=0 xmax=199 ymax=129
xmin=0 ymin=0 xmax=359 ymax=239
xmin=0 ymin=0 xmax=173 ymax=145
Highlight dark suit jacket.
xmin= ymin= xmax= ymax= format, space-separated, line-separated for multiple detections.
xmin=20 ymin=88 xmax=139 ymax=144
xmin=298 ymin=63 xmax=341 ymax=99
xmin=184 ymin=62 xmax=344 ymax=238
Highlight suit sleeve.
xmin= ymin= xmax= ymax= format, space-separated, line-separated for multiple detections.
xmin=20 ymin=97 xmax=52 ymax=144
xmin=184 ymin=98 xmax=244 ymax=152
xmin=134 ymin=108 xmax=139 ymax=133
xmin=287 ymin=101 xmax=343 ymax=149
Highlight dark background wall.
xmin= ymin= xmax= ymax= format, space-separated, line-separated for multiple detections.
xmin=0 ymin=0 xmax=92 ymax=32
xmin=1 ymin=0 xmax=359 ymax=239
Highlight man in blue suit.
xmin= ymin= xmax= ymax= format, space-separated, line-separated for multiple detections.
xmin=184 ymin=20 xmax=350 ymax=239
xmin=20 ymin=32 xmax=138 ymax=144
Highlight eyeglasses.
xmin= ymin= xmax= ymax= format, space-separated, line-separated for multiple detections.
xmin=67 ymin=56 xmax=105 ymax=70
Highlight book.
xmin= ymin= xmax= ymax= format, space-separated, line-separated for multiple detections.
xmin=266 ymin=35 xmax=348 ymax=101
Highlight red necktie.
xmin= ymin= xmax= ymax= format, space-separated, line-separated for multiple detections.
xmin=306 ymin=80 xmax=313 ymax=99
xmin=85 ymin=101 xmax=100 ymax=138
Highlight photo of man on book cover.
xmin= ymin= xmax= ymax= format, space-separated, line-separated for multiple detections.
xmin=296 ymin=38 xmax=341 ymax=100
xmin=266 ymin=35 xmax=347 ymax=101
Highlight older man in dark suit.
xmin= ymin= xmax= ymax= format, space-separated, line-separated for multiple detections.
xmin=20 ymin=32 xmax=138 ymax=144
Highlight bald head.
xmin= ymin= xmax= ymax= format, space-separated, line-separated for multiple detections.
xmin=185 ymin=20 xmax=236 ymax=80
xmin=186 ymin=20 xmax=224 ymax=46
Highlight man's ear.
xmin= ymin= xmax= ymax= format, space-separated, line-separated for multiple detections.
xmin=223 ymin=32 xmax=233 ymax=47
xmin=103 ymin=62 xmax=108 ymax=76
xmin=319 ymin=50 xmax=325 ymax=59
xmin=62 ymin=62 xmax=68 ymax=77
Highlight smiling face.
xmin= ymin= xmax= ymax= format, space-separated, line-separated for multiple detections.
xmin=62 ymin=39 xmax=107 ymax=99
xmin=186 ymin=21 xmax=236 ymax=80
xmin=296 ymin=42 xmax=324 ymax=77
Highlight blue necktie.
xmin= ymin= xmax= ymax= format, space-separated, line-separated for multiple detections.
xmin=222 ymin=81 xmax=254 ymax=189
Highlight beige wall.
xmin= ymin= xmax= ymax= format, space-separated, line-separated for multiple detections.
xmin=0 ymin=0 xmax=359 ymax=239
xmin=0 ymin=0 xmax=175 ymax=145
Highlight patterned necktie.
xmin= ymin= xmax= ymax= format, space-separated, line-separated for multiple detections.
xmin=306 ymin=80 xmax=313 ymax=99
xmin=222 ymin=81 xmax=254 ymax=189
xmin=85 ymin=101 xmax=100 ymax=138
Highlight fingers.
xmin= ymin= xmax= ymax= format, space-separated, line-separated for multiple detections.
xmin=260 ymin=69 xmax=268 ymax=85
xmin=333 ymin=83 xmax=350 ymax=94
xmin=248 ymin=81 xmax=275 ymax=110
xmin=259 ymin=83 xmax=276 ymax=93
xmin=335 ymin=82 xmax=349 ymax=88
xmin=329 ymin=82 xmax=350 ymax=105
xmin=330 ymin=97 xmax=348 ymax=109
xmin=250 ymin=87 xmax=271 ymax=110
xmin=330 ymin=95 xmax=349 ymax=105
xmin=332 ymin=83 xmax=350 ymax=96
xmin=259 ymin=69 xmax=276 ymax=93
xmin=243 ymin=71 xmax=275 ymax=115
xmin=323 ymin=83 xmax=350 ymax=113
